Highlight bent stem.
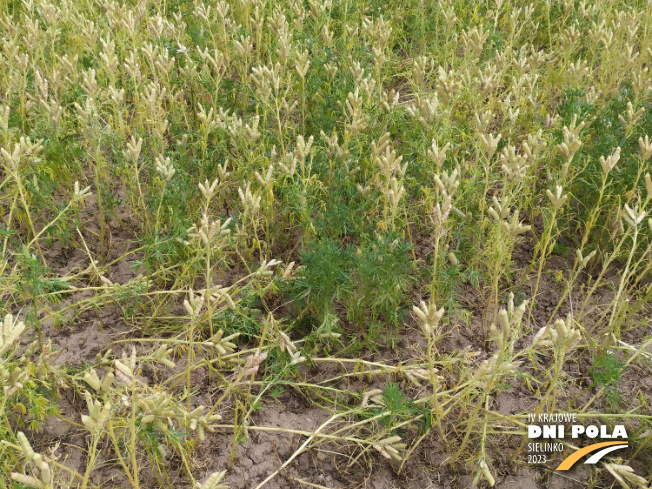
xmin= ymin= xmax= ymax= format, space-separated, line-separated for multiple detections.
xmin=426 ymin=332 xmax=446 ymax=442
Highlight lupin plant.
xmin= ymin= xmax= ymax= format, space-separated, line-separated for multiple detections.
xmin=1 ymin=0 xmax=652 ymax=486
xmin=10 ymin=432 xmax=52 ymax=489
xmin=532 ymin=314 xmax=582 ymax=412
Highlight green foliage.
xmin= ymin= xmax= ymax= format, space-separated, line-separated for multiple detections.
xmin=371 ymin=381 xmax=430 ymax=436
xmin=348 ymin=233 xmax=412 ymax=329
xmin=590 ymin=351 xmax=627 ymax=412
xmin=295 ymin=238 xmax=353 ymax=316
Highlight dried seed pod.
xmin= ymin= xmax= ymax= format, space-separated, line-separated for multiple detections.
xmin=428 ymin=139 xmax=451 ymax=169
xmin=644 ymin=173 xmax=652 ymax=198
xmin=11 ymin=473 xmax=46 ymax=488
xmin=489 ymin=293 xmax=528 ymax=351
xmin=83 ymin=369 xmax=101 ymax=391
xmin=618 ymin=101 xmax=645 ymax=132
xmin=0 ymin=314 xmax=26 ymax=356
xmin=412 ymin=301 xmax=445 ymax=336
xmin=546 ymin=185 xmax=568 ymax=211
xmin=361 ymin=388 xmax=384 ymax=407
xmin=101 ymin=372 xmax=114 ymax=392
xmin=603 ymin=463 xmax=648 ymax=488
xmin=13 ymin=432 xmax=51 ymax=486
xmin=373 ymin=435 xmax=405 ymax=461
xmin=114 ymin=360 xmax=134 ymax=387
xmin=599 ymin=147 xmax=621 ymax=176
xmin=639 ymin=136 xmax=652 ymax=161
xmin=195 ymin=470 xmax=228 ymax=489
xmin=623 ymin=204 xmax=646 ymax=228
xmin=532 ymin=314 xmax=581 ymax=354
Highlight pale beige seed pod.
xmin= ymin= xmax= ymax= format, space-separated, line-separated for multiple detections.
xmin=295 ymin=49 xmax=310 ymax=79
xmin=241 ymin=349 xmax=268 ymax=376
xmin=205 ymin=329 xmax=238 ymax=355
xmin=462 ymin=25 xmax=489 ymax=55
xmin=217 ymin=160 xmax=230 ymax=180
xmin=502 ymin=211 xmax=531 ymax=236
xmin=623 ymin=204 xmax=646 ymax=228
xmin=154 ymin=345 xmax=176 ymax=368
xmin=95 ymin=402 xmax=111 ymax=431
xmin=413 ymin=55 xmax=427 ymax=86
xmin=17 ymin=431 xmax=36 ymax=459
xmin=1 ymin=105 xmax=10 ymax=132
xmin=599 ymin=147 xmax=621 ymax=176
xmin=101 ymin=372 xmax=114 ymax=392
xmin=546 ymin=185 xmax=568 ymax=211
xmin=558 ymin=116 xmax=585 ymax=161
xmin=114 ymin=359 xmax=134 ymax=387
xmin=290 ymin=351 xmax=306 ymax=365
xmin=198 ymin=178 xmax=219 ymax=201
xmin=640 ymin=136 xmax=652 ymax=161
xmin=478 ymin=132 xmax=502 ymax=162
xmin=376 ymin=145 xmax=405 ymax=178
xmin=278 ymin=330 xmax=297 ymax=354
xmin=14 ymin=431 xmax=51 ymax=486
xmin=155 ymin=155 xmax=175 ymax=181
xmin=373 ymin=435 xmax=405 ymax=461
xmin=83 ymin=369 xmax=102 ymax=391
xmin=353 ymin=183 xmax=370 ymax=200
xmin=545 ymin=113 xmax=560 ymax=130
xmin=387 ymin=177 xmax=405 ymax=210
xmin=183 ymin=289 xmax=205 ymax=317
xmin=380 ymin=88 xmax=399 ymax=113
xmin=255 ymin=164 xmax=274 ymax=189
xmin=532 ymin=325 xmax=548 ymax=345
xmin=72 ymin=181 xmax=92 ymax=201
xmin=533 ymin=314 xmax=580 ymax=353
xmin=618 ymin=101 xmax=645 ymax=132
xmin=490 ymin=292 xmax=528 ymax=351
xmin=0 ymin=313 xmax=26 ymax=356
xmin=208 ymin=286 xmax=236 ymax=309
xmin=500 ymin=144 xmax=530 ymax=182
xmin=412 ymin=300 xmax=445 ymax=336
xmin=124 ymin=135 xmax=143 ymax=162
xmin=371 ymin=132 xmax=390 ymax=157
xmin=489 ymin=323 xmax=503 ymax=350
xmin=21 ymin=465 xmax=52 ymax=487
xmin=195 ymin=470 xmax=228 ymax=489
xmin=361 ymin=388 xmax=384 ymax=408
xmin=256 ymin=259 xmax=282 ymax=278
xmin=603 ymin=463 xmax=648 ymax=488
xmin=2 ymin=365 xmax=28 ymax=396
xmin=238 ymin=182 xmax=262 ymax=215
xmin=428 ymin=139 xmax=451 ymax=169
xmin=11 ymin=473 xmax=46 ymax=489
xmin=295 ymin=134 xmax=314 ymax=164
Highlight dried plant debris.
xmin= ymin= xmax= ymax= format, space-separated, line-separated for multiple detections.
xmin=0 ymin=0 xmax=651 ymax=487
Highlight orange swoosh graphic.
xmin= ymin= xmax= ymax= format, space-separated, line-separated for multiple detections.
xmin=556 ymin=442 xmax=628 ymax=470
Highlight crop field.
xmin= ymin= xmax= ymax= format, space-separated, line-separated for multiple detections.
xmin=2 ymin=0 xmax=652 ymax=487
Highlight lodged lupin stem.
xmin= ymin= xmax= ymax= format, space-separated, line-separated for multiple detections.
xmin=412 ymin=300 xmax=446 ymax=441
